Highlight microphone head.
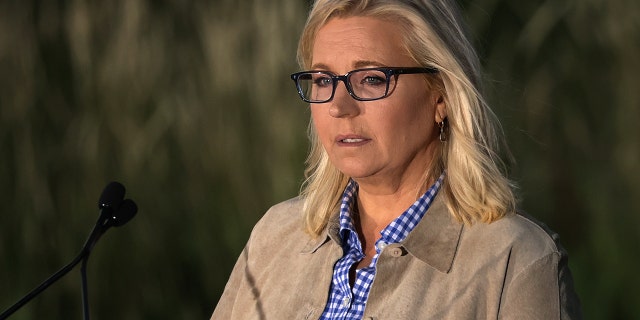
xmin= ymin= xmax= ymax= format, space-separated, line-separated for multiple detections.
xmin=112 ymin=199 xmax=138 ymax=227
xmin=98 ymin=182 xmax=126 ymax=209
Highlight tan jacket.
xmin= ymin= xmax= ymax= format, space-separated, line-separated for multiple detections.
xmin=211 ymin=194 xmax=582 ymax=319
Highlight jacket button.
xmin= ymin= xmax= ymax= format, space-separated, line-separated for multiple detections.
xmin=391 ymin=247 xmax=403 ymax=257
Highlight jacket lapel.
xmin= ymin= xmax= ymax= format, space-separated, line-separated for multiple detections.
xmin=402 ymin=193 xmax=464 ymax=273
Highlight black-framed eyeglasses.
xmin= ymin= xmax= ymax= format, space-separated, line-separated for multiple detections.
xmin=290 ymin=67 xmax=438 ymax=103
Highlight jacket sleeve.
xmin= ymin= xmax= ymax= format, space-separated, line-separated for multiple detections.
xmin=499 ymin=252 xmax=583 ymax=320
xmin=210 ymin=246 xmax=248 ymax=320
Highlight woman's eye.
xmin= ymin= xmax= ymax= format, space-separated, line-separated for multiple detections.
xmin=362 ymin=75 xmax=386 ymax=86
xmin=313 ymin=76 xmax=333 ymax=87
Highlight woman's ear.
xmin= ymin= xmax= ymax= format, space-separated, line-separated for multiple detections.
xmin=434 ymin=95 xmax=447 ymax=123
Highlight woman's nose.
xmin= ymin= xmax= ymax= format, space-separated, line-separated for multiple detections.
xmin=328 ymin=82 xmax=360 ymax=118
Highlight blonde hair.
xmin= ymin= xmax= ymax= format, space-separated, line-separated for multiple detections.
xmin=298 ymin=0 xmax=517 ymax=236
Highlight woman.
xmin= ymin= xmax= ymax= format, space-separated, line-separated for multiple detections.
xmin=212 ymin=0 xmax=582 ymax=319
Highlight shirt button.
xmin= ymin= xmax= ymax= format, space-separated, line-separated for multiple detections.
xmin=376 ymin=241 xmax=388 ymax=251
xmin=342 ymin=297 xmax=350 ymax=307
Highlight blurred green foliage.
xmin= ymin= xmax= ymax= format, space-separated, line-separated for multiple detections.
xmin=0 ymin=0 xmax=638 ymax=319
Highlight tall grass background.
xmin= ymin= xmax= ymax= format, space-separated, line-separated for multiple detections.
xmin=0 ymin=0 xmax=638 ymax=319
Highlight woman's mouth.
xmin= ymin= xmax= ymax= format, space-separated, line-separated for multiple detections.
xmin=336 ymin=135 xmax=370 ymax=146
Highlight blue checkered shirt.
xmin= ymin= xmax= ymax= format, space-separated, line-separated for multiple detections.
xmin=319 ymin=174 xmax=444 ymax=319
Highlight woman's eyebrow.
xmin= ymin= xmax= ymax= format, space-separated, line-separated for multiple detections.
xmin=310 ymin=63 xmax=330 ymax=70
xmin=353 ymin=60 xmax=385 ymax=69
xmin=309 ymin=60 xmax=386 ymax=71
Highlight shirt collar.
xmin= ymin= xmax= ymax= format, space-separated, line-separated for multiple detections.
xmin=303 ymin=177 xmax=462 ymax=273
xmin=337 ymin=175 xmax=444 ymax=254
xmin=337 ymin=179 xmax=359 ymax=239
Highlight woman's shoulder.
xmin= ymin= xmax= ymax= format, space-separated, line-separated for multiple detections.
xmin=260 ymin=196 xmax=305 ymax=224
xmin=465 ymin=211 xmax=568 ymax=260
xmin=249 ymin=196 xmax=307 ymax=241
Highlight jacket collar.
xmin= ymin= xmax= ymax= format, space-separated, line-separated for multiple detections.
xmin=401 ymin=193 xmax=463 ymax=273
xmin=301 ymin=193 xmax=463 ymax=273
xmin=300 ymin=211 xmax=341 ymax=254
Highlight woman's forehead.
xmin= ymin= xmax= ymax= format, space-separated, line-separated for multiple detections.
xmin=311 ymin=16 xmax=413 ymax=70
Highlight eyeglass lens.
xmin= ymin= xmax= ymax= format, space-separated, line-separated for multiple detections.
xmin=297 ymin=69 xmax=392 ymax=102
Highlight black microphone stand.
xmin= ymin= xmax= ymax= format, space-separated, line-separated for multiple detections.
xmin=0 ymin=237 xmax=94 ymax=319
xmin=0 ymin=182 xmax=137 ymax=320
xmin=81 ymin=254 xmax=91 ymax=320
xmin=0 ymin=246 xmax=87 ymax=319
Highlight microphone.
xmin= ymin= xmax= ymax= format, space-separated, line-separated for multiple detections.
xmin=0 ymin=181 xmax=138 ymax=320
xmin=83 ymin=182 xmax=133 ymax=254
xmin=100 ymin=181 xmax=126 ymax=207
xmin=80 ymin=182 xmax=138 ymax=320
